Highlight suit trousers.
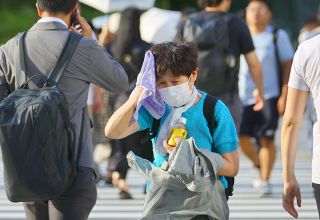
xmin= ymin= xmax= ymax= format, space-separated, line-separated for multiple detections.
xmin=313 ymin=183 xmax=320 ymax=218
xmin=23 ymin=167 xmax=97 ymax=220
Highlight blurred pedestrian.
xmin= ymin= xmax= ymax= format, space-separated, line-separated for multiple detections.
xmin=175 ymin=7 xmax=197 ymax=41
xmin=0 ymin=0 xmax=128 ymax=219
xmin=298 ymin=16 xmax=320 ymax=44
xmin=107 ymin=7 xmax=153 ymax=199
xmin=238 ymin=0 xmax=294 ymax=195
xmin=99 ymin=12 xmax=120 ymax=50
xmin=183 ymin=0 xmax=265 ymax=130
xmin=281 ymin=29 xmax=320 ymax=220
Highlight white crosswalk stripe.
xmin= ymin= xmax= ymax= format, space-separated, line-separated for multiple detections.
xmin=0 ymin=152 xmax=317 ymax=220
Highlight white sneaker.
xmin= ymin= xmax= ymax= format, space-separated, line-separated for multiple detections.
xmin=252 ymin=167 xmax=261 ymax=188
xmin=260 ymin=181 xmax=272 ymax=196
xmin=252 ymin=178 xmax=262 ymax=189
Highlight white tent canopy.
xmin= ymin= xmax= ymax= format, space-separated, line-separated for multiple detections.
xmin=140 ymin=8 xmax=181 ymax=44
xmin=91 ymin=8 xmax=181 ymax=44
xmin=79 ymin=0 xmax=156 ymax=13
xmin=81 ymin=1 xmax=182 ymax=44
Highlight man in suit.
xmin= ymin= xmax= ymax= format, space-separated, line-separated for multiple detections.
xmin=0 ymin=0 xmax=129 ymax=219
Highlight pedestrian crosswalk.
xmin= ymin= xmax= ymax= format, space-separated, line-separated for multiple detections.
xmin=90 ymin=155 xmax=318 ymax=220
xmin=0 ymin=152 xmax=316 ymax=220
xmin=228 ymin=156 xmax=318 ymax=220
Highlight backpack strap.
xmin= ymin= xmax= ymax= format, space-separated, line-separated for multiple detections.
xmin=272 ymin=28 xmax=283 ymax=92
xmin=45 ymin=32 xmax=82 ymax=88
xmin=141 ymin=117 xmax=161 ymax=144
xmin=203 ymin=94 xmax=218 ymax=136
xmin=15 ymin=32 xmax=47 ymax=90
xmin=15 ymin=32 xmax=27 ymax=90
xmin=203 ymin=94 xmax=234 ymax=200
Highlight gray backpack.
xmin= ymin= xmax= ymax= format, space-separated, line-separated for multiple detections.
xmin=183 ymin=12 xmax=237 ymax=96
xmin=0 ymin=32 xmax=83 ymax=202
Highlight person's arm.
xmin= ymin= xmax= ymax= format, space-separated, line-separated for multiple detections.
xmin=244 ymin=51 xmax=265 ymax=111
xmin=71 ymin=10 xmax=129 ymax=94
xmin=217 ymin=150 xmax=239 ymax=177
xmin=105 ymin=87 xmax=143 ymax=139
xmin=281 ymin=87 xmax=309 ymax=219
xmin=212 ymin=100 xmax=239 ymax=177
xmin=235 ymin=17 xmax=264 ymax=111
xmin=163 ymin=139 xmax=239 ymax=177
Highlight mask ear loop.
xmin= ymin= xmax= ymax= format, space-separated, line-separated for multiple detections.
xmin=188 ymin=73 xmax=195 ymax=91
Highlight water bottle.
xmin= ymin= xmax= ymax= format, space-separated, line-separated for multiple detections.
xmin=168 ymin=117 xmax=188 ymax=147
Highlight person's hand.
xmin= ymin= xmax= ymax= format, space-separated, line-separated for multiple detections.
xmin=283 ymin=177 xmax=301 ymax=219
xmin=277 ymin=93 xmax=287 ymax=115
xmin=163 ymin=136 xmax=182 ymax=154
xmin=70 ymin=9 xmax=93 ymax=39
xmin=98 ymin=23 xmax=115 ymax=47
xmin=163 ymin=139 xmax=175 ymax=154
xmin=252 ymin=88 xmax=264 ymax=111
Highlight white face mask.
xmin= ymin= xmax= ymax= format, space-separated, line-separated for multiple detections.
xmin=158 ymin=79 xmax=193 ymax=107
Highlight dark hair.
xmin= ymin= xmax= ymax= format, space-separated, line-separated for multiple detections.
xmin=198 ymin=0 xmax=224 ymax=8
xmin=303 ymin=16 xmax=319 ymax=26
xmin=248 ymin=0 xmax=272 ymax=11
xmin=150 ymin=41 xmax=198 ymax=78
xmin=112 ymin=7 xmax=142 ymax=60
xmin=37 ymin=0 xmax=78 ymax=14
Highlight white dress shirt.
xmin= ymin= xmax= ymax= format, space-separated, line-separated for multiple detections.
xmin=38 ymin=17 xmax=68 ymax=28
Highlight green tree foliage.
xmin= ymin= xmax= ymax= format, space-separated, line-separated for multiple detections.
xmin=0 ymin=0 xmax=102 ymax=44
xmin=1 ymin=0 xmax=320 ymax=44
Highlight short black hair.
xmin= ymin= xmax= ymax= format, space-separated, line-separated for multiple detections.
xmin=303 ymin=16 xmax=319 ymax=26
xmin=150 ymin=40 xmax=198 ymax=78
xmin=198 ymin=0 xmax=224 ymax=8
xmin=37 ymin=0 xmax=78 ymax=14
xmin=248 ymin=0 xmax=272 ymax=11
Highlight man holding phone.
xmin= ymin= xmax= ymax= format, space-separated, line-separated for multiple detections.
xmin=0 ymin=0 xmax=128 ymax=219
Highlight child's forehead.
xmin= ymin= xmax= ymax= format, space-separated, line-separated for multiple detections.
xmin=157 ymin=71 xmax=187 ymax=81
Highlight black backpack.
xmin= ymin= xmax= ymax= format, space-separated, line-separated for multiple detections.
xmin=143 ymin=94 xmax=234 ymax=200
xmin=272 ymin=28 xmax=283 ymax=94
xmin=0 ymin=32 xmax=83 ymax=202
xmin=183 ymin=12 xmax=237 ymax=96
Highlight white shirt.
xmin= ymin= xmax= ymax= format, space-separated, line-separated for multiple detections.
xmin=37 ymin=17 xmax=68 ymax=28
xmin=288 ymin=35 xmax=320 ymax=184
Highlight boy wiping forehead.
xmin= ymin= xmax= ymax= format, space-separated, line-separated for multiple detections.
xmin=105 ymin=40 xmax=239 ymax=189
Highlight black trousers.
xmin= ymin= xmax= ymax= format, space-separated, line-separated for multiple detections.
xmin=23 ymin=167 xmax=97 ymax=220
xmin=313 ymin=183 xmax=320 ymax=218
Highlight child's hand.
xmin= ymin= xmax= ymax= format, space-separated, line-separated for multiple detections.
xmin=163 ymin=136 xmax=182 ymax=153
xmin=163 ymin=139 xmax=175 ymax=153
